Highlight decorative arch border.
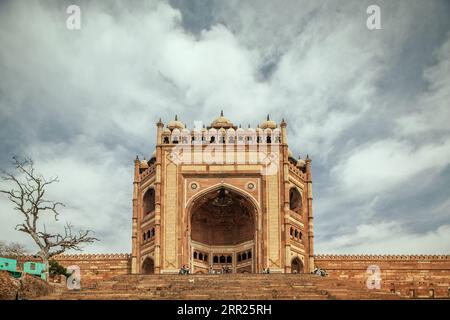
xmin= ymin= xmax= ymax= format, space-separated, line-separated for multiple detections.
xmin=185 ymin=182 xmax=261 ymax=212
xmin=183 ymin=182 xmax=262 ymax=273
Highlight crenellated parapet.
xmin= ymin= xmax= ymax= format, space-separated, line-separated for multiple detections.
xmin=314 ymin=254 xmax=450 ymax=260
xmin=53 ymin=253 xmax=132 ymax=260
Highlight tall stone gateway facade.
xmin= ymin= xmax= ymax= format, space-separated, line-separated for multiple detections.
xmin=131 ymin=113 xmax=314 ymax=274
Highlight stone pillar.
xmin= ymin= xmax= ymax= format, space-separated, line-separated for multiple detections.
xmin=131 ymin=156 xmax=140 ymax=274
xmin=154 ymin=120 xmax=164 ymax=273
xmin=280 ymin=119 xmax=291 ymax=273
xmin=306 ymin=155 xmax=314 ymax=272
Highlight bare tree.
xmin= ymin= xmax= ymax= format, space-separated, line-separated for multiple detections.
xmin=0 ymin=157 xmax=98 ymax=275
xmin=0 ymin=240 xmax=28 ymax=257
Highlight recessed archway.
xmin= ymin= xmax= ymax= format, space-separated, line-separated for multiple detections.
xmin=188 ymin=186 xmax=257 ymax=273
xmin=142 ymin=257 xmax=154 ymax=274
xmin=289 ymin=187 xmax=302 ymax=214
xmin=291 ymin=257 xmax=304 ymax=274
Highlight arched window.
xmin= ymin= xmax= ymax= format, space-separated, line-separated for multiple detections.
xmin=226 ymin=256 xmax=232 ymax=263
xmin=151 ymin=228 xmax=155 ymax=237
xmin=143 ymin=188 xmax=156 ymax=216
xmin=199 ymin=253 xmax=203 ymax=261
xmin=147 ymin=230 xmax=151 ymax=239
xmin=289 ymin=187 xmax=302 ymax=214
xmin=248 ymin=251 xmax=252 ymax=259
xmin=194 ymin=252 xmax=198 ymax=259
xmin=237 ymin=254 xmax=241 ymax=262
xmin=242 ymin=253 xmax=247 ymax=260
xmin=266 ymin=136 xmax=271 ymax=143
xmin=220 ymin=255 xmax=225 ymax=263
xmin=163 ymin=136 xmax=169 ymax=144
xmin=299 ymin=232 xmax=302 ymax=240
xmin=204 ymin=254 xmax=208 ymax=262
xmin=290 ymin=227 xmax=294 ymax=236
xmin=143 ymin=233 xmax=146 ymax=241
xmin=210 ymin=136 xmax=215 ymax=143
xmin=294 ymin=230 xmax=298 ymax=238
xmin=213 ymin=256 xmax=218 ymax=263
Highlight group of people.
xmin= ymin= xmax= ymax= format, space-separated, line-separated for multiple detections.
xmin=209 ymin=266 xmax=231 ymax=274
xmin=312 ymin=267 xmax=327 ymax=277
xmin=179 ymin=265 xmax=326 ymax=276
xmin=179 ymin=265 xmax=190 ymax=275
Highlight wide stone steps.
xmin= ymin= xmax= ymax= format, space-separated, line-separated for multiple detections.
xmin=38 ymin=274 xmax=400 ymax=300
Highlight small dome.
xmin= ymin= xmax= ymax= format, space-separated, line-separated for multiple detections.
xmin=172 ymin=128 xmax=181 ymax=135
xmin=226 ymin=127 xmax=235 ymax=134
xmin=151 ymin=150 xmax=156 ymax=159
xmin=288 ymin=149 xmax=294 ymax=158
xmin=181 ymin=128 xmax=190 ymax=135
xmin=208 ymin=128 xmax=217 ymax=134
xmin=163 ymin=127 xmax=171 ymax=134
xmin=236 ymin=125 xmax=245 ymax=133
xmin=211 ymin=110 xmax=234 ymax=129
xmin=296 ymin=159 xmax=306 ymax=167
xmin=260 ymin=114 xmax=277 ymax=130
xmin=167 ymin=115 xmax=185 ymax=130
xmin=140 ymin=159 xmax=149 ymax=169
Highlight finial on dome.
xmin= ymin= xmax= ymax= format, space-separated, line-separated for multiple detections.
xmin=220 ymin=110 xmax=224 ymax=117
xmin=135 ymin=155 xmax=139 ymax=161
xmin=175 ymin=115 xmax=178 ymax=121
xmin=267 ymin=114 xmax=270 ymax=121
xmin=239 ymin=124 xmax=242 ymax=128
xmin=306 ymin=154 xmax=310 ymax=160
xmin=248 ymin=124 xmax=250 ymax=128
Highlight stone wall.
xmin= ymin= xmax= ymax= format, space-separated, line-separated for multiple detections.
xmin=53 ymin=254 xmax=132 ymax=286
xmin=314 ymin=254 xmax=450 ymax=298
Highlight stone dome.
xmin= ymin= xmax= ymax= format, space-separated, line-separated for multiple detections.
xmin=167 ymin=115 xmax=185 ymax=130
xmin=140 ymin=159 xmax=149 ymax=169
xmin=296 ymin=158 xmax=306 ymax=168
xmin=211 ymin=111 xmax=234 ymax=129
xmin=260 ymin=114 xmax=277 ymax=130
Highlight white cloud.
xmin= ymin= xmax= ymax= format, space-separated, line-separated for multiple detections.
xmin=317 ymin=221 xmax=450 ymax=254
xmin=0 ymin=0 xmax=449 ymax=255
xmin=331 ymin=139 xmax=450 ymax=197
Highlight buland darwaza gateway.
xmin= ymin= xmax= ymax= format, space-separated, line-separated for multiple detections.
xmin=18 ymin=112 xmax=450 ymax=299
xmin=132 ymin=112 xmax=313 ymax=274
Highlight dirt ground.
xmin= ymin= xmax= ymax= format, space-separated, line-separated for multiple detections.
xmin=0 ymin=270 xmax=51 ymax=300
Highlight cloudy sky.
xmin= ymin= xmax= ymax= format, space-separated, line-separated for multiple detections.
xmin=0 ymin=0 xmax=449 ymax=255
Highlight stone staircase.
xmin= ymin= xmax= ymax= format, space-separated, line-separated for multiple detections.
xmin=37 ymin=274 xmax=401 ymax=300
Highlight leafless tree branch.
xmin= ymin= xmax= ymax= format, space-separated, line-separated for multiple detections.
xmin=0 ymin=157 xmax=99 ymax=270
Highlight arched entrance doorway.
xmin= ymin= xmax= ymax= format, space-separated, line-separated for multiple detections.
xmin=291 ymin=257 xmax=304 ymax=274
xmin=142 ymin=257 xmax=154 ymax=274
xmin=188 ymin=187 xmax=257 ymax=273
